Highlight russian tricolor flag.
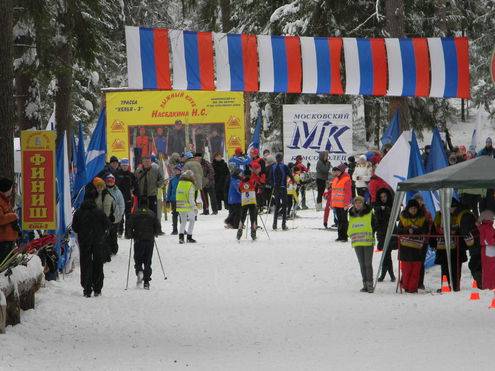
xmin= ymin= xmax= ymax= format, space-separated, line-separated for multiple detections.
xmin=343 ymin=38 xmax=387 ymax=96
xmin=125 ymin=26 xmax=172 ymax=90
xmin=257 ymin=35 xmax=302 ymax=93
xmin=169 ymin=30 xmax=215 ymax=90
xmin=300 ymin=37 xmax=343 ymax=94
xmin=385 ymin=38 xmax=430 ymax=97
xmin=427 ymin=37 xmax=470 ymax=99
xmin=213 ymin=33 xmax=258 ymax=92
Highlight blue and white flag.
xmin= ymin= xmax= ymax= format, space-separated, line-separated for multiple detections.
xmin=86 ymin=108 xmax=107 ymax=181
xmin=73 ymin=122 xmax=87 ymax=208
xmin=381 ymin=109 xmax=400 ymax=146
xmin=247 ymin=110 xmax=262 ymax=153
xmin=376 ymin=131 xmax=410 ymax=191
xmin=56 ymin=131 xmax=73 ymax=270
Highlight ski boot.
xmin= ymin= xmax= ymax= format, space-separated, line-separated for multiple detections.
xmin=179 ymin=234 xmax=185 ymax=244
xmin=94 ymin=291 xmax=101 ymax=297
xmin=187 ymin=235 xmax=197 ymax=243
xmin=143 ymin=282 xmax=150 ymax=290
xmin=282 ymin=222 xmax=288 ymax=231
xmin=137 ymin=271 xmax=144 ymax=285
xmin=250 ymin=228 xmax=257 ymax=240
xmin=171 ymin=229 xmax=178 ymax=235
xmin=236 ymin=227 xmax=243 ymax=240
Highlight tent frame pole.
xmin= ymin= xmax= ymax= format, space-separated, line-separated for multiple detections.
xmin=440 ymin=188 xmax=454 ymax=290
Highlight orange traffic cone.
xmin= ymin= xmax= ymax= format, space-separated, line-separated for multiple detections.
xmin=489 ymin=291 xmax=495 ymax=309
xmin=441 ymin=275 xmax=451 ymax=293
xmin=469 ymin=280 xmax=480 ymax=301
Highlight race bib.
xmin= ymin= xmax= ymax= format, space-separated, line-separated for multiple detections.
xmin=486 ymin=244 xmax=495 ymax=258
xmin=241 ymin=191 xmax=256 ymax=206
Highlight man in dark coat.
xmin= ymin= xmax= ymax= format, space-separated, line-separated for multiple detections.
xmin=167 ymin=120 xmax=187 ymax=155
xmin=128 ymin=199 xmax=161 ymax=290
xmin=271 ymin=153 xmax=292 ymax=230
xmin=72 ymin=199 xmax=110 ymax=297
xmin=374 ymin=188 xmax=396 ymax=282
xmin=212 ymin=153 xmax=230 ymax=211
xmin=115 ymin=158 xmax=138 ymax=238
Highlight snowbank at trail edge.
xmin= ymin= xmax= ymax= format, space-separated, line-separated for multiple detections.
xmin=1 ymin=209 xmax=495 ymax=371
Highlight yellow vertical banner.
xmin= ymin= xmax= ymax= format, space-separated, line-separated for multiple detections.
xmin=105 ymin=90 xmax=245 ymax=165
xmin=21 ymin=131 xmax=57 ymax=230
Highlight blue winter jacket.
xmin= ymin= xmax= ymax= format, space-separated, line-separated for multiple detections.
xmin=166 ymin=175 xmax=180 ymax=202
xmin=228 ymin=155 xmax=251 ymax=171
xmin=228 ymin=177 xmax=241 ymax=205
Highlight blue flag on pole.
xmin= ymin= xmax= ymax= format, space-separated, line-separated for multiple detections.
xmin=406 ymin=131 xmax=436 ymax=216
xmin=86 ymin=108 xmax=107 ymax=182
xmin=247 ymin=110 xmax=262 ymax=152
xmin=73 ymin=122 xmax=87 ymax=208
xmin=426 ymin=128 xmax=449 ymax=173
xmin=381 ymin=109 xmax=400 ymax=146
xmin=56 ymin=132 xmax=73 ymax=270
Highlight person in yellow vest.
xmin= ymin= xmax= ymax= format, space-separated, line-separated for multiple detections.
xmin=398 ymin=199 xmax=428 ymax=293
xmin=176 ymin=170 xmax=197 ymax=244
xmin=430 ymin=198 xmax=473 ymax=291
xmin=347 ymin=196 xmax=377 ymax=293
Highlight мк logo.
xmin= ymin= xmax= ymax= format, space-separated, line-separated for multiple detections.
xmin=287 ymin=120 xmax=350 ymax=153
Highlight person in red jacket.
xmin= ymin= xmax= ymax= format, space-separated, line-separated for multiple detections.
xmin=294 ymin=155 xmax=309 ymax=209
xmin=368 ymin=167 xmax=393 ymax=206
xmin=479 ymin=210 xmax=495 ymax=289
xmin=249 ymin=161 xmax=266 ymax=211
xmin=329 ymin=164 xmax=352 ymax=242
xmin=0 ymin=178 xmax=19 ymax=263
xmin=237 ymin=167 xmax=258 ymax=241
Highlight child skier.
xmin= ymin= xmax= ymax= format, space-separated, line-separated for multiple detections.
xmin=166 ymin=164 xmax=182 ymax=235
xmin=176 ymin=170 xmax=197 ymax=244
xmin=237 ymin=168 xmax=258 ymax=241
xmin=225 ymin=168 xmax=242 ymax=229
xmin=347 ymin=196 xmax=376 ymax=293
xmin=127 ymin=199 xmax=161 ymax=289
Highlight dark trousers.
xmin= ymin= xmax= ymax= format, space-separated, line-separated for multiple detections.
xmin=225 ymin=204 xmax=241 ymax=227
xmin=287 ymin=196 xmax=294 ymax=218
xmin=146 ymin=195 xmax=162 ymax=233
xmin=316 ymin=179 xmax=326 ymax=204
xmin=354 ymin=246 xmax=374 ymax=285
xmin=401 ymin=261 xmax=422 ymax=292
xmin=438 ymin=250 xmax=461 ymax=291
xmin=106 ymin=223 xmax=119 ymax=257
xmin=134 ymin=239 xmax=154 ymax=282
xmin=240 ymin=204 xmax=257 ymax=228
xmin=335 ymin=208 xmax=348 ymax=240
xmin=0 ymin=241 xmax=15 ymax=263
xmin=468 ymin=247 xmax=483 ymax=288
xmin=171 ymin=201 xmax=178 ymax=232
xmin=119 ymin=200 xmax=133 ymax=237
xmin=201 ymin=186 xmax=218 ymax=213
xmin=215 ymin=185 xmax=225 ymax=210
xmin=79 ymin=244 xmax=104 ymax=295
xmin=300 ymin=185 xmax=307 ymax=207
xmin=273 ymin=188 xmax=288 ymax=227
xmin=381 ymin=247 xmax=395 ymax=279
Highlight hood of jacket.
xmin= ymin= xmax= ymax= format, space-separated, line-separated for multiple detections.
xmin=318 ymin=151 xmax=328 ymax=161
xmin=349 ymin=203 xmax=372 ymax=217
xmin=376 ymin=188 xmax=393 ymax=207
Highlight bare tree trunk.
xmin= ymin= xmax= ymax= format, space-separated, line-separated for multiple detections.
xmin=219 ymin=0 xmax=231 ymax=32
xmin=385 ymin=0 xmax=410 ymax=131
xmin=0 ymin=0 xmax=15 ymax=179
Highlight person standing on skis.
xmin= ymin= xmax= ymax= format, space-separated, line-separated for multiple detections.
xmin=237 ymin=167 xmax=258 ymax=241
xmin=127 ymin=199 xmax=161 ymax=290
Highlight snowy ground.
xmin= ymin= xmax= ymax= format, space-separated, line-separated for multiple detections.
xmin=2 ymin=208 xmax=495 ymax=371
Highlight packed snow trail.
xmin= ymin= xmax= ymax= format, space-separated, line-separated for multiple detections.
xmin=1 ymin=209 xmax=495 ymax=371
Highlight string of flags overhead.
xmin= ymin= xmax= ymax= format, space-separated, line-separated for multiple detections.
xmin=125 ymin=26 xmax=470 ymax=99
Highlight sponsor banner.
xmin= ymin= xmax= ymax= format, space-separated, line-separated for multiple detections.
xmin=21 ymin=131 xmax=57 ymax=230
xmin=106 ymin=90 xmax=245 ymax=166
xmin=282 ymin=104 xmax=353 ymax=170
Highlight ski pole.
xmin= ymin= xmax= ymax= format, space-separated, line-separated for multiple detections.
xmin=125 ymin=239 xmax=133 ymax=290
xmin=154 ymin=240 xmax=168 ymax=280
xmin=257 ymin=214 xmax=270 ymax=240
xmin=264 ymin=187 xmax=276 ymax=227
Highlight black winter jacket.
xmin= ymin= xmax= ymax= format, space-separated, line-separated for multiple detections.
xmin=212 ymin=159 xmax=230 ymax=189
xmin=115 ymin=169 xmax=138 ymax=201
xmin=128 ymin=207 xmax=161 ymax=241
xmin=72 ymin=200 xmax=110 ymax=247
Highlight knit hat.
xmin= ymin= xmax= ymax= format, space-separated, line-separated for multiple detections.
xmin=92 ymin=177 xmax=105 ymax=188
xmin=184 ymin=151 xmax=194 ymax=159
xmin=0 ymin=177 xmax=13 ymax=193
xmin=121 ymin=158 xmax=130 ymax=166
xmin=487 ymin=137 xmax=492 ymax=145
xmin=110 ymin=156 xmax=119 ymax=163
xmin=250 ymin=148 xmax=259 ymax=157
xmin=275 ymin=153 xmax=283 ymax=162
xmin=406 ymin=199 xmax=420 ymax=210
xmin=235 ymin=147 xmax=243 ymax=156
xmin=250 ymin=161 xmax=261 ymax=170
xmin=480 ymin=210 xmax=495 ymax=221
xmin=105 ymin=174 xmax=116 ymax=185
xmin=353 ymin=195 xmax=365 ymax=204
xmin=358 ymin=155 xmax=367 ymax=162
xmin=347 ymin=156 xmax=355 ymax=163
xmin=412 ymin=193 xmax=424 ymax=202
xmin=336 ymin=163 xmax=348 ymax=172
